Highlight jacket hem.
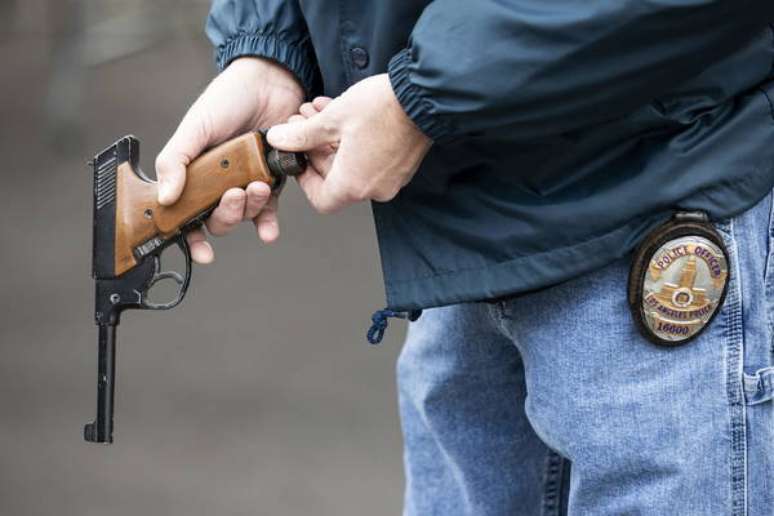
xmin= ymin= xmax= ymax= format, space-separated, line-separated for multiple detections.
xmin=383 ymin=213 xmax=668 ymax=312
xmin=382 ymin=170 xmax=774 ymax=312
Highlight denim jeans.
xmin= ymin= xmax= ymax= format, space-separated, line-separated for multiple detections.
xmin=397 ymin=191 xmax=774 ymax=515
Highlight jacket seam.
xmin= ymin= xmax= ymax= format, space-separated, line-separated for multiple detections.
xmin=336 ymin=0 xmax=353 ymax=86
xmin=769 ymin=24 xmax=774 ymax=77
xmin=760 ymin=86 xmax=774 ymax=121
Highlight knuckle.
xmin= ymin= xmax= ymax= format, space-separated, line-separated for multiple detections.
xmin=247 ymin=186 xmax=269 ymax=204
xmin=205 ymin=222 xmax=224 ymax=236
xmin=373 ymin=186 xmax=399 ymax=203
xmin=213 ymin=210 xmax=240 ymax=228
xmin=315 ymin=202 xmax=337 ymax=215
xmin=341 ymin=185 xmax=359 ymax=202
xmin=245 ymin=197 xmax=261 ymax=212
xmin=291 ymin=132 xmax=308 ymax=148
xmin=345 ymin=183 xmax=370 ymax=202
xmin=309 ymin=192 xmax=337 ymax=215
xmin=371 ymin=192 xmax=391 ymax=203
xmin=320 ymin=118 xmax=339 ymax=136
xmin=224 ymin=211 xmax=242 ymax=225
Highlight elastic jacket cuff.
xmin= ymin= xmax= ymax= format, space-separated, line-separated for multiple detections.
xmin=388 ymin=48 xmax=454 ymax=143
xmin=215 ymin=33 xmax=320 ymax=99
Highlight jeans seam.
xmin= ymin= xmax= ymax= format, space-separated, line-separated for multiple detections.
xmin=541 ymin=451 xmax=566 ymax=516
xmin=764 ymin=192 xmax=774 ymax=351
xmin=723 ymin=218 xmax=748 ymax=516
xmin=486 ymin=300 xmax=514 ymax=341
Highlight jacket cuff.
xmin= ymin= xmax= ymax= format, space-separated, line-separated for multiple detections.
xmin=388 ymin=48 xmax=454 ymax=143
xmin=215 ymin=33 xmax=320 ymax=99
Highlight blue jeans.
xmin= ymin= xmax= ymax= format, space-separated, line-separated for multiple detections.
xmin=398 ymin=191 xmax=774 ymax=515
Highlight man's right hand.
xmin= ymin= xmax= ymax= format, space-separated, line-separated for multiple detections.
xmin=155 ymin=57 xmax=304 ymax=263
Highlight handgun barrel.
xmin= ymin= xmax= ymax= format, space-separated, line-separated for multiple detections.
xmin=84 ymin=324 xmax=117 ymax=444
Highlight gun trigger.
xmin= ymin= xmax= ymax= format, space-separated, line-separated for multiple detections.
xmin=139 ymin=235 xmax=192 ymax=311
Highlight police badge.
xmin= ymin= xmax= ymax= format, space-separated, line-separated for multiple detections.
xmin=628 ymin=212 xmax=730 ymax=346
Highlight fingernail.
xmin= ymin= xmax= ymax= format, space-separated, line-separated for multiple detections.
xmin=201 ymin=242 xmax=215 ymax=263
xmin=195 ymin=248 xmax=214 ymax=264
xmin=248 ymin=182 xmax=269 ymax=198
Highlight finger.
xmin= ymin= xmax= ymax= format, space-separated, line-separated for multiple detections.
xmin=267 ymin=112 xmax=339 ymax=152
xmin=243 ymin=181 xmax=272 ymax=220
xmin=312 ymin=97 xmax=333 ymax=111
xmin=206 ymin=188 xmax=247 ymax=236
xmin=186 ymin=228 xmax=215 ymax=264
xmin=254 ymin=195 xmax=280 ymax=243
xmin=309 ymin=136 xmax=373 ymax=212
xmin=287 ymin=115 xmax=334 ymax=176
xmin=318 ymin=172 xmax=355 ymax=213
xmin=307 ymin=147 xmax=335 ymax=178
xmin=299 ymin=102 xmax=318 ymax=118
xmin=295 ymin=169 xmax=327 ymax=211
xmin=296 ymin=166 xmax=350 ymax=214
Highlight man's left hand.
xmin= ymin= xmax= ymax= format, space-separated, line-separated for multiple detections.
xmin=266 ymin=74 xmax=432 ymax=214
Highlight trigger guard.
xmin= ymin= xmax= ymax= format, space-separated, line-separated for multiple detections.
xmin=140 ymin=235 xmax=192 ymax=310
xmin=148 ymin=270 xmax=185 ymax=288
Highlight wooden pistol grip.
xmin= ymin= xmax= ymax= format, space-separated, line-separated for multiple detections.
xmin=155 ymin=133 xmax=273 ymax=234
xmin=114 ymin=133 xmax=274 ymax=276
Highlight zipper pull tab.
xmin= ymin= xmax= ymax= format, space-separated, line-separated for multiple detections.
xmin=366 ymin=309 xmax=423 ymax=345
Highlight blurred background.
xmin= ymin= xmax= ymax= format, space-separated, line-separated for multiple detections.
xmin=0 ymin=1 xmax=406 ymax=514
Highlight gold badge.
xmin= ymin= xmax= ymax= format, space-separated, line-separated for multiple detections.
xmin=628 ymin=213 xmax=729 ymax=346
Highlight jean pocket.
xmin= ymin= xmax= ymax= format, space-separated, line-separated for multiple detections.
xmin=743 ymin=367 xmax=774 ymax=406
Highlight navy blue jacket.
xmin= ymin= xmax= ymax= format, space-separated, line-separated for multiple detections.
xmin=207 ymin=1 xmax=774 ymax=312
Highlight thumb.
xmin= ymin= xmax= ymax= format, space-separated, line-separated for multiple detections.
xmin=267 ymin=113 xmax=339 ymax=152
xmin=155 ymin=146 xmax=190 ymax=206
xmin=155 ymin=110 xmax=212 ymax=205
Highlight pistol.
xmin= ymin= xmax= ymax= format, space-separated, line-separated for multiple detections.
xmin=84 ymin=132 xmax=305 ymax=443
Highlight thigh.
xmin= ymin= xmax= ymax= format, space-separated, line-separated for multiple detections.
xmin=497 ymin=192 xmax=774 ymax=515
xmin=398 ymin=303 xmax=567 ymax=516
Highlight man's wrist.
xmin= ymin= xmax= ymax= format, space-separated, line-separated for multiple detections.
xmin=229 ymin=57 xmax=304 ymax=102
xmin=226 ymin=57 xmax=304 ymax=124
xmin=381 ymin=74 xmax=433 ymax=150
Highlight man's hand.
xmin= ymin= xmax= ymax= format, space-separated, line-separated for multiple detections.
xmin=266 ymin=74 xmax=432 ymax=214
xmin=155 ymin=57 xmax=304 ymax=263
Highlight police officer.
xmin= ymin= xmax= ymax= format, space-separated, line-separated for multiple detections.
xmin=156 ymin=1 xmax=774 ymax=514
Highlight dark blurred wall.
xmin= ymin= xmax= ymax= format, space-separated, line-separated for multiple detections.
xmin=0 ymin=2 xmax=406 ymax=515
